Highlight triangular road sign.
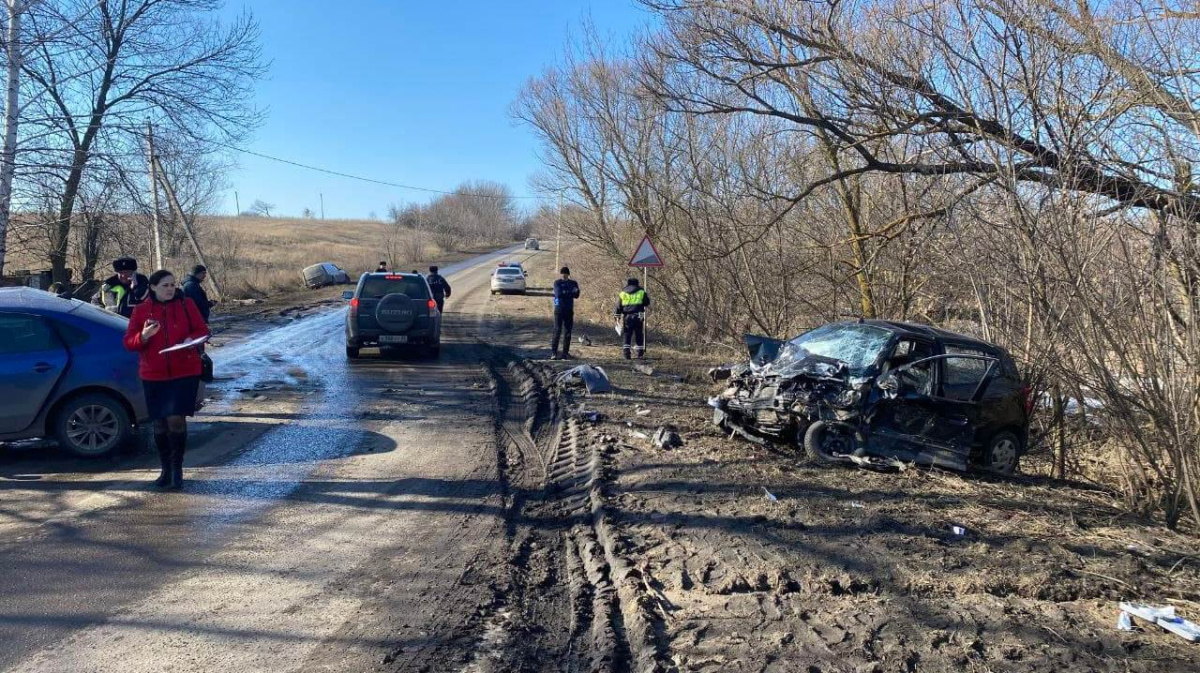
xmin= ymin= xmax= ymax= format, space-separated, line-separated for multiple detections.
xmin=628 ymin=235 xmax=665 ymax=267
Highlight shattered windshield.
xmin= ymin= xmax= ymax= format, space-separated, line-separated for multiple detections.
xmin=767 ymin=323 xmax=893 ymax=377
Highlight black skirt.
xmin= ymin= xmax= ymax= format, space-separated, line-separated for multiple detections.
xmin=143 ymin=376 xmax=201 ymax=419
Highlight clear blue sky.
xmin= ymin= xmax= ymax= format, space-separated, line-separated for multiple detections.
xmin=217 ymin=1 xmax=650 ymax=219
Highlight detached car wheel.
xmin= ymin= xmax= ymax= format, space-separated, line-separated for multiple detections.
xmin=346 ymin=346 xmax=360 ymax=359
xmin=54 ymin=393 xmax=131 ymax=458
xmin=984 ymin=431 xmax=1021 ymax=476
xmin=803 ymin=421 xmax=854 ymax=465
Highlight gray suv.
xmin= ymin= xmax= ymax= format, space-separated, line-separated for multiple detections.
xmin=343 ymin=272 xmax=442 ymax=358
xmin=0 ymin=287 xmax=149 ymax=457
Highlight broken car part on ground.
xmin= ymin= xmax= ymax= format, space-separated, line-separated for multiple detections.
xmin=710 ymin=320 xmax=1031 ymax=474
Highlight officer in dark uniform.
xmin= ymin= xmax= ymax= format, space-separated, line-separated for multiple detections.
xmin=614 ymin=277 xmax=650 ymax=359
xmin=551 ymin=266 xmax=580 ymax=360
xmin=95 ymin=256 xmax=149 ymax=318
xmin=426 ymin=265 xmax=452 ymax=313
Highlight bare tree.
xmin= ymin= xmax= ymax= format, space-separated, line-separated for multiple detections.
xmin=513 ymin=0 xmax=1200 ymax=525
xmin=0 ymin=0 xmax=32 ymax=276
xmin=245 ymin=199 xmax=274 ymax=218
xmin=21 ymin=0 xmax=264 ymax=283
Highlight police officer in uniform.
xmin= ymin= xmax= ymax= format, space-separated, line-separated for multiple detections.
xmin=426 ymin=265 xmax=452 ymax=313
xmin=95 ymin=256 xmax=149 ymax=318
xmin=614 ymin=277 xmax=650 ymax=359
xmin=551 ymin=266 xmax=580 ymax=360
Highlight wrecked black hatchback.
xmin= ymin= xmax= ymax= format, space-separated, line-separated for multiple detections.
xmin=710 ymin=321 xmax=1030 ymax=475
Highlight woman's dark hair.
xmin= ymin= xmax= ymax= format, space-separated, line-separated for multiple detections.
xmin=148 ymin=269 xmax=175 ymax=286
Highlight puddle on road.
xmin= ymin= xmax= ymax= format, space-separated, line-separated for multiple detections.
xmin=188 ymin=307 xmax=368 ymax=528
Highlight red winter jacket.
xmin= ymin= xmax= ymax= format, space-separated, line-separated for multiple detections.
xmin=123 ymin=292 xmax=210 ymax=381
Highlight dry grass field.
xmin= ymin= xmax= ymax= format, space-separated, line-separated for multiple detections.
xmin=196 ymin=215 xmax=431 ymax=298
xmin=3 ymin=214 xmax=479 ymax=299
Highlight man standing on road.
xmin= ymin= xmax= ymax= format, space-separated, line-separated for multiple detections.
xmin=94 ymin=256 xmax=149 ymax=318
xmin=181 ymin=265 xmax=217 ymax=324
xmin=376 ymin=261 xmax=388 ymax=272
xmin=615 ymin=277 xmax=650 ymax=359
xmin=551 ymin=266 xmax=580 ymax=360
xmin=426 ymin=265 xmax=452 ymax=313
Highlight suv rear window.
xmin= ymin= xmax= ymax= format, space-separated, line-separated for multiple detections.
xmin=359 ymin=276 xmax=430 ymax=299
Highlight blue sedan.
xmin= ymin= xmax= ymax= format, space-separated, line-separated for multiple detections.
xmin=0 ymin=287 xmax=148 ymax=457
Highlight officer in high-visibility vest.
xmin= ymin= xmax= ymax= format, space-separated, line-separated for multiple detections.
xmin=94 ymin=256 xmax=149 ymax=318
xmin=614 ymin=277 xmax=650 ymax=359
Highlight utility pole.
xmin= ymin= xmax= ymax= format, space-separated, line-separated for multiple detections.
xmin=234 ymin=190 xmax=240 ymax=216
xmin=320 ymin=193 xmax=325 ymax=219
xmin=153 ymin=155 xmax=223 ymax=301
xmin=145 ymin=121 xmax=163 ymax=269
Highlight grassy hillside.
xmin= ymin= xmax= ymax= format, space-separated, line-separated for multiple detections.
xmin=197 ymin=215 xmax=430 ymax=298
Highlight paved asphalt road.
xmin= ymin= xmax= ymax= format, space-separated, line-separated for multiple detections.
xmin=0 ymin=245 xmax=538 ymax=672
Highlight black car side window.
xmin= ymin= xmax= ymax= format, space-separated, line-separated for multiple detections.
xmin=941 ymin=347 xmax=993 ymax=401
xmin=0 ymin=314 xmax=60 ymax=354
xmin=887 ymin=340 xmax=935 ymax=396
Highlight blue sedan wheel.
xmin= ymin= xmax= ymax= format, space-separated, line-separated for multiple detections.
xmin=54 ymin=393 xmax=131 ymax=458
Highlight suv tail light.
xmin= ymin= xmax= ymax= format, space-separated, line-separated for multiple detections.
xmin=427 ymin=299 xmax=437 ymax=311
xmin=1020 ymin=384 xmax=1034 ymax=416
xmin=349 ymin=297 xmax=359 ymax=318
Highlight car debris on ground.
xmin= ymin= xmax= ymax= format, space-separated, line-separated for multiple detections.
xmin=1119 ymin=603 xmax=1200 ymax=642
xmin=556 ymin=364 xmax=612 ymax=394
xmin=652 ymin=425 xmax=683 ymax=449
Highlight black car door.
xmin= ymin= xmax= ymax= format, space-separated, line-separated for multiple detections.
xmin=871 ymin=353 xmax=997 ymax=469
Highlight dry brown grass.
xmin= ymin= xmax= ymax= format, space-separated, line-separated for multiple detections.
xmin=195 ymin=215 xmax=438 ymax=299
xmin=3 ymin=213 xmax=512 ymax=300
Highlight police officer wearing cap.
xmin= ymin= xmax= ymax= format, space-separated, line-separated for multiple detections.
xmin=95 ymin=256 xmax=150 ymax=318
xmin=615 ymin=277 xmax=650 ymax=359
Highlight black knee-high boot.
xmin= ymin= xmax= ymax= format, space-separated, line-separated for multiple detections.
xmin=168 ymin=432 xmax=187 ymax=490
xmin=154 ymin=432 xmax=171 ymax=488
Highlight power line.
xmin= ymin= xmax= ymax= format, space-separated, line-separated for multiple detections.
xmin=208 ymin=140 xmax=543 ymax=200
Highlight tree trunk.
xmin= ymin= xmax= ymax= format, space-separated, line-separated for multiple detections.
xmin=1053 ymin=386 xmax=1067 ymax=480
xmin=0 ymin=0 xmax=25 ymax=277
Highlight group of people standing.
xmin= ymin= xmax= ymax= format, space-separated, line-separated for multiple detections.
xmin=92 ymin=256 xmax=214 ymax=490
xmin=81 ymin=253 xmax=647 ymax=490
xmin=551 ymin=266 xmax=649 ymax=360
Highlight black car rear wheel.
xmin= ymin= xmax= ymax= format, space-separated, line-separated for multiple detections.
xmin=346 ymin=346 xmax=360 ymax=359
xmin=984 ymin=431 xmax=1021 ymax=476
xmin=54 ymin=393 xmax=131 ymax=458
xmin=803 ymin=421 xmax=854 ymax=465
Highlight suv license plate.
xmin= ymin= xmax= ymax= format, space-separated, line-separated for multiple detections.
xmin=379 ymin=335 xmax=408 ymax=344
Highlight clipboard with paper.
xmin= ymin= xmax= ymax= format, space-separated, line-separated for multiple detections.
xmin=159 ymin=335 xmax=209 ymax=354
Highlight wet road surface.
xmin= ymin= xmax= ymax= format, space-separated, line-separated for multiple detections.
xmin=0 ymin=245 xmax=538 ymax=672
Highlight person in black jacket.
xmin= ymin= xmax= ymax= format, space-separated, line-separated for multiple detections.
xmin=427 ymin=265 xmax=452 ymax=313
xmin=181 ymin=265 xmax=216 ymax=324
xmin=551 ymin=266 xmax=580 ymax=359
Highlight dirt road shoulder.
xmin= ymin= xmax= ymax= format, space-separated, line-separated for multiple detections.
xmin=481 ymin=245 xmax=1200 ymax=672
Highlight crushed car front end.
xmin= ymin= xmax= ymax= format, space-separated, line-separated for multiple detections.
xmin=710 ymin=321 xmax=1028 ymax=474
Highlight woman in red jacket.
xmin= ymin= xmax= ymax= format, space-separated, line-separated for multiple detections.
xmin=124 ymin=269 xmax=209 ymax=490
